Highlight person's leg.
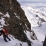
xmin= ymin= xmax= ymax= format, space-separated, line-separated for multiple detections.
xmin=6 ymin=35 xmax=11 ymax=41
xmin=3 ymin=34 xmax=8 ymax=42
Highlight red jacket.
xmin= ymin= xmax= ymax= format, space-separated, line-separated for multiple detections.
xmin=3 ymin=29 xmax=9 ymax=35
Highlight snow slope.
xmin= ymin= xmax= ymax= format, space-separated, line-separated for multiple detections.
xmin=21 ymin=6 xmax=46 ymax=27
xmin=21 ymin=6 xmax=46 ymax=46
xmin=0 ymin=35 xmax=28 ymax=46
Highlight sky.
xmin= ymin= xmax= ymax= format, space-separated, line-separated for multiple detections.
xmin=17 ymin=0 xmax=46 ymax=5
xmin=17 ymin=0 xmax=46 ymax=3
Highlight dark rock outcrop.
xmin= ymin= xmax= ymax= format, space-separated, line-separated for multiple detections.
xmin=43 ymin=37 xmax=46 ymax=46
xmin=0 ymin=0 xmax=31 ymax=46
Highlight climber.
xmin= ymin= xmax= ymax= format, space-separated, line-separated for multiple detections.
xmin=0 ymin=28 xmax=11 ymax=42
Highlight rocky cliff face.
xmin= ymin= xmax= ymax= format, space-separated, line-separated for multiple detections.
xmin=0 ymin=0 xmax=31 ymax=46
xmin=43 ymin=37 xmax=46 ymax=46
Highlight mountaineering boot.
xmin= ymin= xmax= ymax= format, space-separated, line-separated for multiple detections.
xmin=4 ymin=39 xmax=8 ymax=42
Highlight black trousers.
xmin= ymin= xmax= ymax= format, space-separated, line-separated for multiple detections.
xmin=3 ymin=34 xmax=11 ymax=42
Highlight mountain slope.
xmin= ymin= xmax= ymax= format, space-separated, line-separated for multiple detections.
xmin=21 ymin=6 xmax=46 ymax=27
xmin=0 ymin=35 xmax=28 ymax=46
xmin=0 ymin=0 xmax=32 ymax=46
xmin=21 ymin=6 xmax=46 ymax=46
xmin=0 ymin=1 xmax=46 ymax=46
